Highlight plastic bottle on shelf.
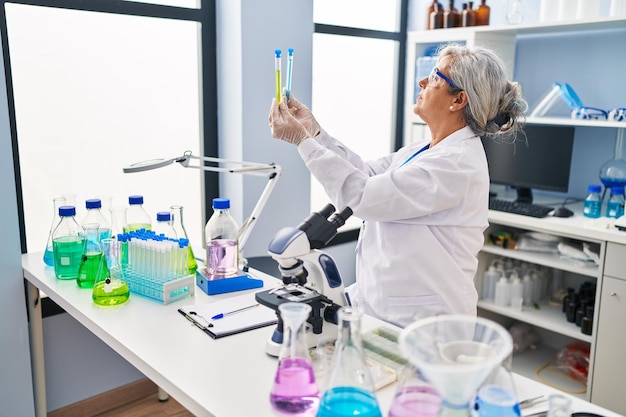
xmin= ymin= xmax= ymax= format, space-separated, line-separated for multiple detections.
xmin=52 ymin=206 xmax=85 ymax=280
xmin=205 ymin=198 xmax=239 ymax=276
xmin=482 ymin=264 xmax=501 ymax=301
xmin=494 ymin=277 xmax=510 ymax=307
xmin=82 ymin=198 xmax=111 ymax=241
xmin=476 ymin=0 xmax=490 ymax=25
xmin=522 ymin=273 xmax=533 ymax=306
xmin=509 ymin=274 xmax=523 ymax=310
xmin=426 ymin=0 xmax=444 ymax=29
xmin=125 ymin=195 xmax=152 ymax=232
xmin=154 ymin=211 xmax=177 ymax=238
xmin=605 ymin=186 xmax=625 ymax=219
xmin=583 ymin=184 xmax=603 ymax=219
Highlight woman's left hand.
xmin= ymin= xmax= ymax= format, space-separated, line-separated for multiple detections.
xmin=268 ymin=96 xmax=316 ymax=146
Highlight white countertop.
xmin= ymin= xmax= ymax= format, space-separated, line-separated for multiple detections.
xmin=23 ymin=252 xmax=622 ymax=417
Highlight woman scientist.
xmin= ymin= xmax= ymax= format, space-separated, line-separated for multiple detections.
xmin=268 ymin=44 xmax=527 ymax=327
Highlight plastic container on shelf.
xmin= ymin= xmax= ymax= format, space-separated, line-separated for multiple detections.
xmin=583 ymin=184 xmax=603 ymax=219
xmin=494 ymin=277 xmax=510 ymax=307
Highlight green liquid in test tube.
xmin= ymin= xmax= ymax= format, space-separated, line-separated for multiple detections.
xmin=275 ymin=49 xmax=282 ymax=102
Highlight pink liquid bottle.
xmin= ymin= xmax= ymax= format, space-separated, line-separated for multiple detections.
xmin=270 ymin=302 xmax=319 ymax=416
xmin=204 ymin=198 xmax=239 ymax=277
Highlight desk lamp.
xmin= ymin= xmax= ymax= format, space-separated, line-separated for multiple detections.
xmin=123 ymin=150 xmax=282 ymax=263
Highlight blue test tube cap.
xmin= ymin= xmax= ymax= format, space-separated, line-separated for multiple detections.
xmin=288 ymin=48 xmax=294 ymax=56
xmin=275 ymin=49 xmax=281 ymax=58
xmin=85 ymin=199 xmax=102 ymax=209
xmin=129 ymin=195 xmax=144 ymax=205
xmin=58 ymin=206 xmax=76 ymax=217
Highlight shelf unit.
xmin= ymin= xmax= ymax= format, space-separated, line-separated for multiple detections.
xmin=403 ymin=16 xmax=626 ymax=411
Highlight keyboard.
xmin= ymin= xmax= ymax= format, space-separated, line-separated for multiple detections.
xmin=488 ymin=198 xmax=554 ymax=218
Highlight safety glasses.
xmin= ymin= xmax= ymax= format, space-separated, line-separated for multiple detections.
xmin=428 ymin=67 xmax=462 ymax=90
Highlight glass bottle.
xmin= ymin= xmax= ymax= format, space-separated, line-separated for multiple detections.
xmin=506 ymin=0 xmax=523 ymax=25
xmin=204 ymin=198 xmax=239 ymax=276
xmin=443 ymin=0 xmax=461 ymax=28
xmin=43 ymin=196 xmax=66 ymax=266
xmin=316 ymin=307 xmax=382 ymax=417
xmin=426 ymin=1 xmax=444 ymax=29
xmin=605 ymin=186 xmax=625 ymax=219
xmin=463 ymin=1 xmax=477 ymax=26
xmin=171 ymin=205 xmax=198 ymax=274
xmin=476 ymin=0 xmax=490 ymax=25
xmin=154 ymin=211 xmax=177 ymax=238
xmin=92 ymin=238 xmax=130 ymax=306
xmin=77 ymin=223 xmax=103 ymax=289
xmin=52 ymin=205 xmax=85 ymax=280
xmin=125 ymin=195 xmax=152 ymax=232
xmin=82 ymin=198 xmax=111 ymax=241
xmin=270 ymin=303 xmax=319 ymax=416
xmin=583 ymin=184 xmax=602 ymax=218
xmin=430 ymin=3 xmax=444 ymax=29
xmin=388 ymin=364 xmax=441 ymax=417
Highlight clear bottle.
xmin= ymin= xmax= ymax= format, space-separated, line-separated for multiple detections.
xmin=92 ymin=238 xmax=130 ymax=306
xmin=605 ymin=186 xmax=625 ymax=219
xmin=316 ymin=307 xmax=382 ymax=417
xmin=77 ymin=223 xmax=103 ymax=289
xmin=482 ymin=265 xmax=501 ymax=300
xmin=154 ymin=211 xmax=177 ymax=238
xmin=270 ymin=302 xmax=320 ymax=416
xmin=171 ymin=205 xmax=198 ymax=274
xmin=388 ymin=364 xmax=441 ymax=417
xmin=52 ymin=205 xmax=85 ymax=280
xmin=494 ymin=276 xmax=510 ymax=307
xmin=583 ymin=184 xmax=602 ymax=218
xmin=43 ymin=196 xmax=66 ymax=266
xmin=82 ymin=198 xmax=111 ymax=241
xmin=204 ymin=198 xmax=239 ymax=276
xmin=476 ymin=0 xmax=490 ymax=25
xmin=426 ymin=0 xmax=444 ymax=29
xmin=125 ymin=195 xmax=152 ymax=232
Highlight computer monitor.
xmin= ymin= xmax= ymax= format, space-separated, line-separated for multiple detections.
xmin=481 ymin=125 xmax=575 ymax=204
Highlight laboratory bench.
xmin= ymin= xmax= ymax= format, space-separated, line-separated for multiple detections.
xmin=23 ymin=251 xmax=622 ymax=417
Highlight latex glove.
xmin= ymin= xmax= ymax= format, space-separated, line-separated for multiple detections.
xmin=268 ymin=93 xmax=320 ymax=146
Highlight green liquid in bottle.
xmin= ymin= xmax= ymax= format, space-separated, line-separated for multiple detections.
xmin=124 ymin=223 xmax=152 ymax=232
xmin=92 ymin=278 xmax=130 ymax=306
xmin=53 ymin=236 xmax=86 ymax=280
xmin=187 ymin=246 xmax=198 ymax=274
xmin=76 ymin=252 xmax=102 ymax=288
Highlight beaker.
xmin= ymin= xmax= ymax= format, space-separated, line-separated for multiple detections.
xmin=92 ymin=238 xmax=130 ymax=306
xmin=43 ymin=196 xmax=66 ymax=266
xmin=388 ymin=364 xmax=441 ymax=417
xmin=316 ymin=307 xmax=382 ymax=417
xmin=270 ymin=302 xmax=319 ymax=416
xmin=77 ymin=223 xmax=103 ymax=289
xmin=171 ymin=205 xmax=198 ymax=274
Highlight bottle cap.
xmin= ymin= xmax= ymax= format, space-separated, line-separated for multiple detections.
xmin=610 ymin=186 xmax=624 ymax=194
xmin=59 ymin=206 xmax=76 ymax=217
xmin=212 ymin=198 xmax=231 ymax=209
xmin=156 ymin=211 xmax=171 ymax=222
xmin=129 ymin=195 xmax=144 ymax=205
xmin=587 ymin=184 xmax=601 ymax=193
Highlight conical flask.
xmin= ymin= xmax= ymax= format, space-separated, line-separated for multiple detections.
xmin=270 ymin=302 xmax=320 ymax=416
xmin=388 ymin=364 xmax=442 ymax=417
xmin=599 ymin=129 xmax=626 ymax=189
xmin=43 ymin=196 xmax=66 ymax=266
xmin=171 ymin=205 xmax=198 ymax=274
xmin=472 ymin=354 xmax=521 ymax=417
xmin=316 ymin=307 xmax=382 ymax=417
xmin=77 ymin=223 xmax=103 ymax=289
xmin=92 ymin=238 xmax=130 ymax=306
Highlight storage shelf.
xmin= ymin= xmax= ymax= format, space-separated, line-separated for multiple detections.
xmin=408 ymin=115 xmax=626 ymax=130
xmin=478 ymin=299 xmax=592 ymax=343
xmin=481 ymin=245 xmax=599 ymax=278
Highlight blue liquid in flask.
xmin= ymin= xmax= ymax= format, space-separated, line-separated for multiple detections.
xmin=316 ymin=386 xmax=382 ymax=417
xmin=473 ymin=386 xmax=521 ymax=417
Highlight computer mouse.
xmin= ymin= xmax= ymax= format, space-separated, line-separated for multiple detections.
xmin=552 ymin=206 xmax=574 ymax=218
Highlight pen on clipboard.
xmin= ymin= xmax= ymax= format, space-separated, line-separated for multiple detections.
xmin=211 ymin=303 xmax=259 ymax=320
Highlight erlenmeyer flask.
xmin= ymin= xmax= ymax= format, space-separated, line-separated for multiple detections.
xmin=472 ymin=354 xmax=521 ymax=417
xmin=270 ymin=302 xmax=319 ymax=416
xmin=316 ymin=307 xmax=382 ymax=417
xmin=171 ymin=205 xmax=198 ymax=273
xmin=110 ymin=206 xmax=127 ymax=238
xmin=43 ymin=196 xmax=66 ymax=266
xmin=388 ymin=364 xmax=442 ymax=417
xmin=599 ymin=129 xmax=626 ymax=189
xmin=77 ymin=223 xmax=103 ymax=289
xmin=92 ymin=238 xmax=130 ymax=306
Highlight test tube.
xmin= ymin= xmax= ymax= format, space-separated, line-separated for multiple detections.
xmin=286 ymin=48 xmax=294 ymax=102
xmin=275 ymin=49 xmax=282 ymax=103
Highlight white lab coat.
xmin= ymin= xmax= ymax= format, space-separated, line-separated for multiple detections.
xmin=297 ymin=126 xmax=489 ymax=327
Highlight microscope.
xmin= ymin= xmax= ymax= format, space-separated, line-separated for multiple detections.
xmin=255 ymin=204 xmax=353 ymax=357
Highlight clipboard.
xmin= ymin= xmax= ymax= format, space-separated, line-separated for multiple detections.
xmin=178 ymin=292 xmax=277 ymax=339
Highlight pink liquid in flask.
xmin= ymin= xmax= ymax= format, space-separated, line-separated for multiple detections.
xmin=270 ymin=357 xmax=320 ymax=416
xmin=388 ymin=385 xmax=442 ymax=417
